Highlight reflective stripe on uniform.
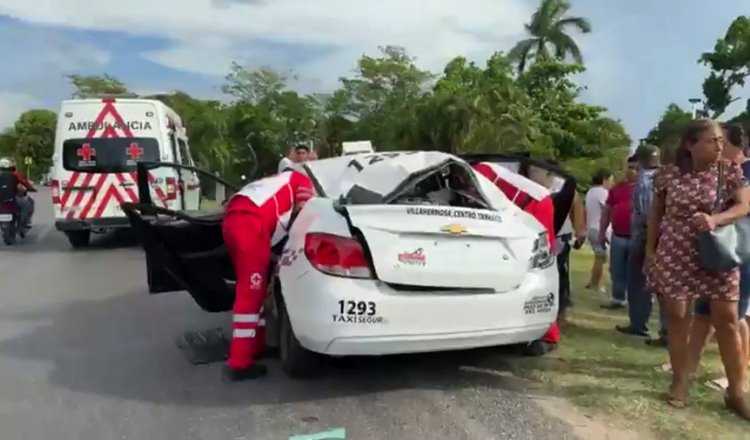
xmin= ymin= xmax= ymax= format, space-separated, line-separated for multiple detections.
xmin=234 ymin=314 xmax=260 ymax=323
xmin=233 ymin=329 xmax=256 ymax=338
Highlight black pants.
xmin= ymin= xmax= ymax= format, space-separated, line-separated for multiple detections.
xmin=557 ymin=240 xmax=572 ymax=317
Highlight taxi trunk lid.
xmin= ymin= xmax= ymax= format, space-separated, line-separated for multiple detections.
xmin=344 ymin=205 xmax=537 ymax=292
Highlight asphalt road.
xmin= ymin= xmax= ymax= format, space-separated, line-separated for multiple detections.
xmin=0 ymin=189 xmax=579 ymax=440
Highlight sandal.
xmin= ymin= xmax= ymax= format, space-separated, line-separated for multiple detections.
xmin=665 ymin=393 xmax=686 ymax=408
xmin=706 ymin=378 xmax=729 ymax=392
xmin=655 ymin=362 xmax=672 ymax=373
xmin=666 ymin=380 xmax=689 ymax=408
xmin=724 ymin=395 xmax=750 ymax=421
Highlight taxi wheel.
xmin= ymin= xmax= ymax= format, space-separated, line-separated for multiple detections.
xmin=278 ymin=296 xmax=323 ymax=379
xmin=523 ymin=340 xmax=557 ymax=357
xmin=66 ymin=230 xmax=91 ymax=248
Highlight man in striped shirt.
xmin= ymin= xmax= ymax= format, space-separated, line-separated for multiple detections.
xmin=615 ymin=144 xmax=667 ymax=344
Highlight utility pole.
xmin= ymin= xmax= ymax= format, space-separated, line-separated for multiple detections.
xmin=689 ymin=98 xmax=703 ymax=119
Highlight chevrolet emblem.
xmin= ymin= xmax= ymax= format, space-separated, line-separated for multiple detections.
xmin=440 ymin=224 xmax=468 ymax=235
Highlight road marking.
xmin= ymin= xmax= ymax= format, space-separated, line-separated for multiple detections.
xmin=289 ymin=428 xmax=345 ymax=440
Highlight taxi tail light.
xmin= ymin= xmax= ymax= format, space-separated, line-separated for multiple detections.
xmin=51 ymin=180 xmax=60 ymax=204
xmin=304 ymin=233 xmax=374 ymax=279
xmin=530 ymin=232 xmax=555 ymax=270
xmin=165 ymin=177 xmax=178 ymax=201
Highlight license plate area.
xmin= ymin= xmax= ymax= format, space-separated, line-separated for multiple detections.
xmin=0 ymin=214 xmax=13 ymax=221
xmin=381 ymin=234 xmax=523 ymax=290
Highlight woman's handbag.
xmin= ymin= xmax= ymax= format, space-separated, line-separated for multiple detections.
xmin=698 ymin=161 xmax=750 ymax=272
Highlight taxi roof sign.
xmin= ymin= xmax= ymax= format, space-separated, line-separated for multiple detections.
xmin=341 ymin=141 xmax=374 ymax=156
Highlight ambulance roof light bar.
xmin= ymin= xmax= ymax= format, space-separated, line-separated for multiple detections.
xmin=90 ymin=93 xmax=140 ymax=100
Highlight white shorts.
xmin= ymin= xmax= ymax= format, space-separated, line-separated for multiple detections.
xmin=587 ymin=229 xmax=607 ymax=256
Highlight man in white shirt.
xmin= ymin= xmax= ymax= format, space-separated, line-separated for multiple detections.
xmin=277 ymin=144 xmax=313 ymax=173
xmin=584 ymin=169 xmax=613 ymax=293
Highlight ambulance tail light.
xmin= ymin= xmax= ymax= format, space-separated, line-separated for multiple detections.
xmin=51 ymin=180 xmax=61 ymax=205
xmin=304 ymin=233 xmax=374 ymax=279
xmin=165 ymin=177 xmax=177 ymax=201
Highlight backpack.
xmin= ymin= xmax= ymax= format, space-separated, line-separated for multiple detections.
xmin=0 ymin=171 xmax=17 ymax=202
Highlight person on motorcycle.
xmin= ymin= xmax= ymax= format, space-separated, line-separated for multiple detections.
xmin=0 ymin=158 xmax=36 ymax=233
xmin=222 ymin=166 xmax=315 ymax=381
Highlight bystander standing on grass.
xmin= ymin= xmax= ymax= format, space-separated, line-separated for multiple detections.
xmin=614 ymin=144 xmax=668 ymax=344
xmin=584 ymin=169 xmax=613 ymax=295
xmin=686 ymin=123 xmax=750 ymax=393
xmin=600 ymin=156 xmax=638 ymax=311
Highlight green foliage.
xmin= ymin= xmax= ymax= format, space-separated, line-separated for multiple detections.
xmin=0 ymin=129 xmax=17 ymax=159
xmin=146 ymin=92 xmax=233 ymax=174
xmin=729 ymin=106 xmax=750 ymax=134
xmin=12 ymin=110 xmax=56 ymax=178
xmin=509 ymin=0 xmax=592 ymax=73
xmin=222 ymin=64 xmax=292 ymax=105
xmin=564 ymin=146 xmax=630 ymax=189
xmin=2 ymin=39 xmax=631 ymax=181
xmin=644 ymin=103 xmax=693 ymax=163
xmin=700 ymin=16 xmax=750 ymax=118
xmin=410 ymin=54 xmax=629 ymax=159
xmin=67 ymin=74 xmax=131 ymax=99
xmin=338 ymin=45 xmax=434 ymax=148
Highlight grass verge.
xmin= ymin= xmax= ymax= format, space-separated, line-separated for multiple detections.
xmin=506 ymin=249 xmax=750 ymax=439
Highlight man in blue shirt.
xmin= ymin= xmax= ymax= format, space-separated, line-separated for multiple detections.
xmin=616 ymin=144 xmax=667 ymax=344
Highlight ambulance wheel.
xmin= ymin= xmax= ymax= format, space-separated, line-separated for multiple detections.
xmin=66 ymin=230 xmax=91 ymax=248
xmin=523 ymin=340 xmax=557 ymax=357
xmin=278 ymin=295 xmax=323 ymax=379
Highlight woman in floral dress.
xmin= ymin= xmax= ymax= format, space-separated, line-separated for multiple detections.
xmin=646 ymin=119 xmax=750 ymax=418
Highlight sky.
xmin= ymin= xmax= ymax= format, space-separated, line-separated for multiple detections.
xmin=0 ymin=0 xmax=748 ymax=144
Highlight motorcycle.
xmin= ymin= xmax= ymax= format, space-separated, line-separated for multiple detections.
xmin=0 ymin=197 xmax=19 ymax=245
xmin=0 ymin=186 xmax=36 ymax=245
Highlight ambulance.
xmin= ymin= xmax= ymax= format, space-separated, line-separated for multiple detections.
xmin=51 ymin=97 xmax=201 ymax=248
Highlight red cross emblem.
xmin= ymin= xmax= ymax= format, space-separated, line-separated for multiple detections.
xmin=77 ymin=143 xmax=96 ymax=161
xmin=126 ymin=142 xmax=144 ymax=161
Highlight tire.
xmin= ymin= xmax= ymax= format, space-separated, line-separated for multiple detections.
xmin=523 ymin=340 xmax=558 ymax=357
xmin=66 ymin=230 xmax=91 ymax=248
xmin=2 ymin=228 xmax=12 ymax=245
xmin=2 ymin=221 xmax=16 ymax=245
xmin=278 ymin=296 xmax=323 ymax=379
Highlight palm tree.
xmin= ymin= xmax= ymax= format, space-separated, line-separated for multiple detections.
xmin=509 ymin=0 xmax=592 ymax=73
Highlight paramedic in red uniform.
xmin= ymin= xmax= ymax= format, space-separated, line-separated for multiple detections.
xmin=472 ymin=161 xmax=560 ymax=353
xmin=222 ymin=168 xmax=315 ymax=381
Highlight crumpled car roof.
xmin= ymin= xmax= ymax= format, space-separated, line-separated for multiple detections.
xmin=303 ymin=151 xmax=459 ymax=199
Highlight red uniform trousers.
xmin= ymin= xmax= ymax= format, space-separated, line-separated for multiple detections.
xmin=222 ymin=196 xmax=272 ymax=369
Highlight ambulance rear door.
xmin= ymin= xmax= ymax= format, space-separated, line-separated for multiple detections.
xmin=55 ymin=98 xmax=167 ymax=222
